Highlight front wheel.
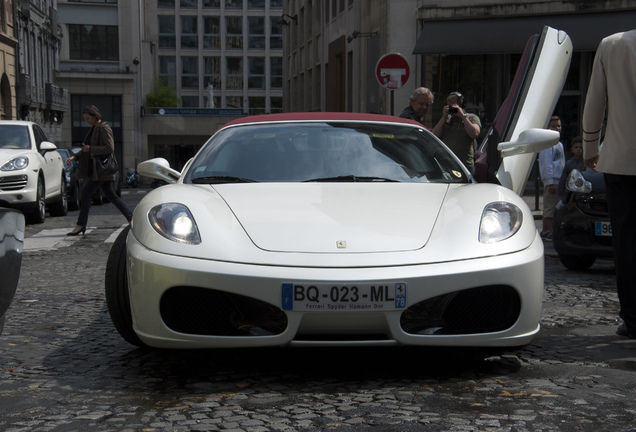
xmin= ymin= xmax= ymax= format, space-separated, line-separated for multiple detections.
xmin=28 ymin=177 xmax=46 ymax=224
xmin=105 ymin=225 xmax=146 ymax=348
xmin=49 ymin=176 xmax=68 ymax=217
xmin=558 ymin=254 xmax=596 ymax=271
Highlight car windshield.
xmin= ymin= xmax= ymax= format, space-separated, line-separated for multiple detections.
xmin=186 ymin=122 xmax=470 ymax=184
xmin=0 ymin=125 xmax=30 ymax=150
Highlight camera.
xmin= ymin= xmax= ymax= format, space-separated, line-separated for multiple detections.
xmin=448 ymin=107 xmax=459 ymax=114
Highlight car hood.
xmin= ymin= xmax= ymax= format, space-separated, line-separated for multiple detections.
xmin=132 ymin=183 xmax=539 ymax=267
xmin=0 ymin=149 xmax=31 ymax=163
xmin=216 ymin=183 xmax=447 ymax=253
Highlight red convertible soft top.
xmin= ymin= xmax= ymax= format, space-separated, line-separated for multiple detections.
xmin=222 ymin=112 xmax=423 ymax=128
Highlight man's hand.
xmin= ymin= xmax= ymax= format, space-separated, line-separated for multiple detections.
xmin=584 ymin=154 xmax=599 ymax=171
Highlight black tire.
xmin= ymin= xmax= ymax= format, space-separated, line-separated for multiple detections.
xmin=558 ymin=254 xmax=596 ymax=271
xmin=28 ymin=177 xmax=46 ymax=224
xmin=49 ymin=176 xmax=68 ymax=217
xmin=105 ymin=225 xmax=146 ymax=347
xmin=68 ymin=182 xmax=80 ymax=211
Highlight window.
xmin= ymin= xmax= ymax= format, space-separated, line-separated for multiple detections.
xmin=270 ymin=0 xmax=282 ymax=8
xmin=204 ymin=56 xmax=221 ymax=88
xmin=271 ymin=57 xmax=282 ymax=88
xmin=226 ymin=0 xmax=242 ymax=8
xmin=181 ymin=96 xmax=199 ymax=107
xmin=271 ymin=97 xmax=283 ymax=113
xmin=69 ymin=0 xmax=118 ymax=3
xmin=68 ymin=25 xmax=119 ymax=61
xmin=226 ymin=57 xmax=243 ymax=89
xmin=247 ymin=0 xmax=265 ymax=8
xmin=203 ymin=16 xmax=220 ymax=48
xmin=158 ymin=0 xmax=175 ymax=7
xmin=158 ymin=16 xmax=176 ymax=48
xmin=226 ymin=96 xmax=243 ymax=110
xmin=203 ymin=0 xmax=220 ymax=7
xmin=181 ymin=15 xmax=198 ymax=48
xmin=159 ymin=56 xmax=177 ymax=87
xmin=180 ymin=0 xmax=197 ymax=8
xmin=270 ymin=17 xmax=282 ymax=49
xmin=181 ymin=56 xmax=199 ymax=88
xmin=71 ymin=95 xmax=122 ymax=143
xmin=226 ymin=17 xmax=243 ymax=49
xmin=248 ymin=17 xmax=265 ymax=49
xmin=249 ymin=97 xmax=266 ymax=115
xmin=248 ymin=57 xmax=265 ymax=89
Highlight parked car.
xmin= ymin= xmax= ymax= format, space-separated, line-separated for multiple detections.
xmin=105 ymin=26 xmax=571 ymax=349
xmin=56 ymin=148 xmax=81 ymax=211
xmin=553 ymin=168 xmax=613 ymax=270
xmin=0 ymin=208 xmax=24 ymax=336
xmin=0 ymin=121 xmax=67 ymax=223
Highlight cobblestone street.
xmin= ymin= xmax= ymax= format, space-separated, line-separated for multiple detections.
xmin=1 ymin=191 xmax=635 ymax=432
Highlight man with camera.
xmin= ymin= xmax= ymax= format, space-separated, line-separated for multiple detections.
xmin=433 ymin=91 xmax=481 ymax=174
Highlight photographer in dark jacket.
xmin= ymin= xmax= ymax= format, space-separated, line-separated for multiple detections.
xmin=65 ymin=105 xmax=132 ymax=236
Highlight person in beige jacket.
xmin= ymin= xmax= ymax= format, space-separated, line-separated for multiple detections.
xmin=583 ymin=29 xmax=636 ymax=338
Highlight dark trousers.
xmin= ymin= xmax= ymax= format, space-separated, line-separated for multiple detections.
xmin=77 ymin=178 xmax=133 ymax=227
xmin=605 ymin=173 xmax=636 ymax=331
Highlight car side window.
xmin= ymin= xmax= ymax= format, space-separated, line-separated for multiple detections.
xmin=33 ymin=125 xmax=47 ymax=151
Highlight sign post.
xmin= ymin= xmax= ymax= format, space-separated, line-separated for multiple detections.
xmin=375 ymin=53 xmax=411 ymax=116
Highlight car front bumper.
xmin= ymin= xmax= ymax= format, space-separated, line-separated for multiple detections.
xmin=0 ymin=171 xmax=38 ymax=210
xmin=126 ymin=232 xmax=545 ymax=349
xmin=553 ymin=200 xmax=613 ymax=258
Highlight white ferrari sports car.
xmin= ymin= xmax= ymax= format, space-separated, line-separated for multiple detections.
xmin=106 ymin=26 xmax=571 ymax=349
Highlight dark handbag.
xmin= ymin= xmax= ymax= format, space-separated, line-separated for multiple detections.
xmin=95 ymin=153 xmax=119 ymax=179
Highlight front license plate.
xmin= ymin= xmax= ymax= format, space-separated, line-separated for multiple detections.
xmin=281 ymin=283 xmax=407 ymax=311
xmin=595 ymin=221 xmax=612 ymax=237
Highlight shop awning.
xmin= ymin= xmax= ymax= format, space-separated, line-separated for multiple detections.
xmin=413 ymin=11 xmax=636 ymax=55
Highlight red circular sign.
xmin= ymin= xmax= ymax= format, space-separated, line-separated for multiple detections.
xmin=376 ymin=53 xmax=410 ymax=90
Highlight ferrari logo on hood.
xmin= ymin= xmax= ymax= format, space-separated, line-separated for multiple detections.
xmin=336 ymin=241 xmax=346 ymax=248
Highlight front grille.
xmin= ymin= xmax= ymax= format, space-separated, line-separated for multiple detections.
xmin=160 ymin=286 xmax=288 ymax=336
xmin=400 ymin=285 xmax=521 ymax=335
xmin=577 ymin=196 xmax=608 ymax=216
xmin=0 ymin=175 xmax=28 ymax=191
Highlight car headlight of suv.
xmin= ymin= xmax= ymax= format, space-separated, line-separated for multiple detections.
xmin=1 ymin=156 xmax=29 ymax=171
xmin=149 ymin=203 xmax=201 ymax=244
xmin=479 ymin=202 xmax=523 ymax=244
xmin=566 ymin=169 xmax=592 ymax=193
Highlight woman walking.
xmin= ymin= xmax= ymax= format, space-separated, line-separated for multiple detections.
xmin=65 ymin=105 xmax=132 ymax=236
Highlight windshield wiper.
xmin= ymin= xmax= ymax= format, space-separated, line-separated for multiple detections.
xmin=303 ymin=175 xmax=399 ymax=183
xmin=191 ymin=175 xmax=257 ymax=184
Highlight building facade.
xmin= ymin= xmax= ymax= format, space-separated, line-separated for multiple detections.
xmin=283 ymin=0 xmax=636 ymax=146
xmin=142 ymin=0 xmax=285 ymax=171
xmin=14 ymin=0 xmax=68 ymax=142
xmin=0 ymin=0 xmax=17 ymax=121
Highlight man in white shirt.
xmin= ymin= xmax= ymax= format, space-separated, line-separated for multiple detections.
xmin=538 ymin=116 xmax=565 ymax=239
xmin=583 ymin=29 xmax=636 ymax=338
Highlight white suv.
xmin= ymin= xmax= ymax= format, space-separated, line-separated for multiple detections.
xmin=0 ymin=121 xmax=67 ymax=223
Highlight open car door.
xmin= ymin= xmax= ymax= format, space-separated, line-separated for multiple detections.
xmin=474 ymin=26 xmax=572 ymax=196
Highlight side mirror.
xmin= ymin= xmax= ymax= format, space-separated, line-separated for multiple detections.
xmin=40 ymin=141 xmax=57 ymax=154
xmin=137 ymin=158 xmax=180 ymax=184
xmin=497 ymin=128 xmax=559 ymax=157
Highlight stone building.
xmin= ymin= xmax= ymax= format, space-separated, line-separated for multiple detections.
xmin=14 ymin=0 xmax=68 ymax=142
xmin=0 ymin=0 xmax=17 ymax=121
xmin=283 ymin=0 xmax=636 ymax=143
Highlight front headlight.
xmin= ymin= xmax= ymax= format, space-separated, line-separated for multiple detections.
xmin=1 ymin=156 xmax=29 ymax=171
xmin=148 ymin=203 xmax=201 ymax=244
xmin=479 ymin=202 xmax=523 ymax=244
xmin=566 ymin=169 xmax=592 ymax=193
